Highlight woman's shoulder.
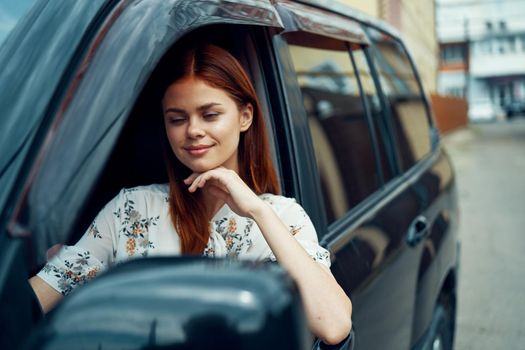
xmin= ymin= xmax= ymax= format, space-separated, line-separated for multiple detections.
xmin=121 ymin=183 xmax=169 ymax=195
xmin=116 ymin=183 xmax=170 ymax=204
xmin=258 ymin=193 xmax=299 ymax=211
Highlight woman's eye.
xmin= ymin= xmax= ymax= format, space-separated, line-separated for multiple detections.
xmin=167 ymin=116 xmax=186 ymax=124
xmin=203 ymin=112 xmax=219 ymax=119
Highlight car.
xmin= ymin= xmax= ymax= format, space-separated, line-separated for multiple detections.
xmin=0 ymin=1 xmax=460 ymax=349
xmin=504 ymin=100 xmax=525 ymax=118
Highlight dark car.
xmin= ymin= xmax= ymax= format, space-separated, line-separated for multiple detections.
xmin=505 ymin=100 xmax=525 ymax=118
xmin=0 ymin=1 xmax=459 ymax=349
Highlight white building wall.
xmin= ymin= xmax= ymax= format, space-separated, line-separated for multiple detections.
xmin=437 ymin=0 xmax=525 ymax=43
xmin=438 ymin=71 xmax=466 ymax=96
xmin=437 ymin=0 xmax=525 ymax=115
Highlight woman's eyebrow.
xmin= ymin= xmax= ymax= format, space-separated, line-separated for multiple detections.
xmin=164 ymin=103 xmax=222 ymax=114
xmin=197 ymin=102 xmax=222 ymax=112
xmin=164 ymin=107 xmax=186 ymax=114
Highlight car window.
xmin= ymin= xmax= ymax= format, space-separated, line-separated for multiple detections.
xmin=7 ymin=0 xmax=284 ymax=266
xmin=0 ymin=0 xmax=106 ymax=212
xmin=7 ymin=0 xmax=189 ymax=265
xmin=366 ymin=27 xmax=432 ymax=171
xmin=287 ymin=43 xmax=381 ymax=224
xmin=350 ymin=48 xmax=395 ymax=183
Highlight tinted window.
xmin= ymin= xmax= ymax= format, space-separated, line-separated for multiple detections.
xmin=7 ymin=0 xmax=178 ymax=265
xmin=287 ymin=44 xmax=381 ymax=224
xmin=351 ymin=48 xmax=395 ymax=182
xmin=366 ymin=28 xmax=432 ymax=170
xmin=0 ymin=1 xmax=106 ymax=211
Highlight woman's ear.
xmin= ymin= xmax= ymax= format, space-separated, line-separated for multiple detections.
xmin=240 ymin=103 xmax=254 ymax=132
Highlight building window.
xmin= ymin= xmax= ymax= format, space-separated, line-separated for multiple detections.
xmin=498 ymin=38 xmax=506 ymax=54
xmin=447 ymin=87 xmax=464 ymax=98
xmin=441 ymin=44 xmax=466 ymax=64
xmin=508 ymin=37 xmax=516 ymax=53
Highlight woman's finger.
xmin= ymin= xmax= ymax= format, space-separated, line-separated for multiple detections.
xmin=183 ymin=172 xmax=200 ymax=185
xmin=187 ymin=173 xmax=205 ymax=192
xmin=188 ymin=171 xmax=217 ymax=192
xmin=198 ymin=175 xmax=207 ymax=188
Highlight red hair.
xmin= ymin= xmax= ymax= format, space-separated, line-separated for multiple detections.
xmin=162 ymin=44 xmax=280 ymax=255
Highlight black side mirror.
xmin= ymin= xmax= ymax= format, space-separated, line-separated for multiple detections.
xmin=23 ymin=257 xmax=312 ymax=350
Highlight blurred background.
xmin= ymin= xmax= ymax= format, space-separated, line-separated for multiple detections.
xmin=336 ymin=0 xmax=525 ymax=349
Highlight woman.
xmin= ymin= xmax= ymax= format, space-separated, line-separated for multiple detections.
xmin=29 ymin=44 xmax=352 ymax=345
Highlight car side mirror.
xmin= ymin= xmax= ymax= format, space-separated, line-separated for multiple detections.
xmin=23 ymin=257 xmax=313 ymax=350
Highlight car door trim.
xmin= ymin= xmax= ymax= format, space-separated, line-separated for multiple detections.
xmin=322 ymin=149 xmax=440 ymax=256
xmin=274 ymin=0 xmax=369 ymax=46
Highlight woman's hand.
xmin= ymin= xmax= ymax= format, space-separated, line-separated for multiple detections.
xmin=186 ymin=168 xmax=352 ymax=344
xmin=183 ymin=167 xmax=265 ymax=218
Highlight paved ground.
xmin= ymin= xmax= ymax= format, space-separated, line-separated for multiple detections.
xmin=441 ymin=118 xmax=525 ymax=350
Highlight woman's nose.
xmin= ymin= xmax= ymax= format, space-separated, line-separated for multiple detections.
xmin=187 ymin=117 xmax=205 ymax=138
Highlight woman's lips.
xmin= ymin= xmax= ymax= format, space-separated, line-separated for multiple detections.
xmin=185 ymin=145 xmax=212 ymax=156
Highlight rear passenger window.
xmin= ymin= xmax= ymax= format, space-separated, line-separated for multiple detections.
xmin=287 ymin=43 xmax=381 ymax=224
xmin=366 ymin=28 xmax=432 ymax=171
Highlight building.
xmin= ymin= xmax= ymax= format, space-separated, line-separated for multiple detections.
xmin=437 ymin=0 xmax=525 ymax=119
xmin=339 ymin=0 xmax=439 ymax=94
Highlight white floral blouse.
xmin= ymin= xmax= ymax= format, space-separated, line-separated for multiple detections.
xmin=37 ymin=184 xmax=331 ymax=296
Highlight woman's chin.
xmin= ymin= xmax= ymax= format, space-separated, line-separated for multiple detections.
xmin=185 ymin=163 xmax=216 ymax=174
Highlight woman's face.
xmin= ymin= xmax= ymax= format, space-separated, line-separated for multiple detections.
xmin=163 ymin=77 xmax=253 ymax=174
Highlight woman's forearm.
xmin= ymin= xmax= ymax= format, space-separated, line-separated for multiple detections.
xmin=29 ymin=276 xmax=63 ymax=314
xmin=250 ymin=203 xmax=352 ymax=345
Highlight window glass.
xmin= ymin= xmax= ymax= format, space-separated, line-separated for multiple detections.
xmin=288 ymin=44 xmax=381 ymax=224
xmin=351 ymin=49 xmax=395 ymax=182
xmin=367 ymin=28 xmax=432 ymax=170
xmin=0 ymin=1 xmax=106 ymax=212
xmin=9 ymin=0 xmax=178 ymax=265
xmin=441 ymin=44 xmax=466 ymax=64
xmin=0 ymin=0 xmax=36 ymax=47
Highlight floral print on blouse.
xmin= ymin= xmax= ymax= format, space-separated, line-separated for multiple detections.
xmin=37 ymin=184 xmax=331 ymax=296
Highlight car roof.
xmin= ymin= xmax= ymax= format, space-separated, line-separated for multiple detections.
xmin=98 ymin=0 xmax=402 ymax=41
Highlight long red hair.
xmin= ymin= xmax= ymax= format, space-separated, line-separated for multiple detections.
xmin=162 ymin=44 xmax=280 ymax=255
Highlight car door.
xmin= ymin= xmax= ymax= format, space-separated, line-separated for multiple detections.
xmin=267 ymin=2 xmax=434 ymax=349
xmin=364 ymin=26 xmax=457 ymax=347
xmin=0 ymin=0 xmax=284 ymax=348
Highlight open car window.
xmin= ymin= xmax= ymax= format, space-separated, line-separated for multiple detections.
xmin=7 ymin=0 xmax=283 ymax=268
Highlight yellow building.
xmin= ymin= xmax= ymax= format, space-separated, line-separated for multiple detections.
xmin=338 ymin=0 xmax=438 ymax=93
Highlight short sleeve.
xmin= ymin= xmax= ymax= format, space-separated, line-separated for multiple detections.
xmin=36 ymin=190 xmax=123 ymax=295
xmin=263 ymin=196 xmax=331 ymax=269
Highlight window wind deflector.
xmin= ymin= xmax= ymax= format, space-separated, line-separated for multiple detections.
xmin=274 ymin=0 xmax=369 ymax=50
xmin=180 ymin=0 xmax=284 ymax=30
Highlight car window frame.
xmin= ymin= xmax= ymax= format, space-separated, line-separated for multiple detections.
xmin=270 ymin=3 xmax=392 ymax=240
xmin=6 ymin=0 xmax=285 ymax=268
xmin=363 ymin=25 xmax=438 ymax=173
xmin=0 ymin=0 xmax=115 ymax=226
